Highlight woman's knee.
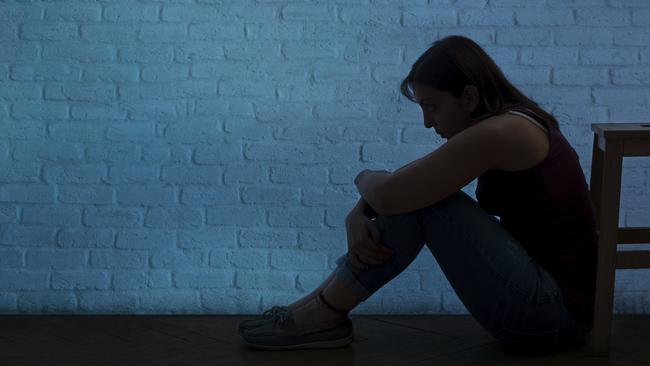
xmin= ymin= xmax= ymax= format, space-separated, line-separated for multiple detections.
xmin=372 ymin=211 xmax=426 ymax=257
xmin=374 ymin=211 xmax=421 ymax=236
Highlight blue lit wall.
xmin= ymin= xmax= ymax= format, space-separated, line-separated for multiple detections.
xmin=1 ymin=0 xmax=648 ymax=314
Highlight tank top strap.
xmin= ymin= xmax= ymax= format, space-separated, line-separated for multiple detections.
xmin=506 ymin=106 xmax=552 ymax=133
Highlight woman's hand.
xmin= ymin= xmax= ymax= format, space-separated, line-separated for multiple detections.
xmin=345 ymin=212 xmax=394 ymax=270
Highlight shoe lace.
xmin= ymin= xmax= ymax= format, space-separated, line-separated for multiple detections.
xmin=262 ymin=305 xmax=285 ymax=319
xmin=273 ymin=309 xmax=290 ymax=325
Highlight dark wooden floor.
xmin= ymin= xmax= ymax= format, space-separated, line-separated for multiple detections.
xmin=0 ymin=314 xmax=648 ymax=365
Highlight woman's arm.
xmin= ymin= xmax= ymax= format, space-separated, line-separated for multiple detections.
xmin=354 ymin=169 xmax=390 ymax=212
xmin=352 ymin=159 xmax=425 ymax=216
xmin=393 ymin=157 xmax=425 ymax=174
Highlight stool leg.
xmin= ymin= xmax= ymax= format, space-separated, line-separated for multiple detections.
xmin=590 ymin=133 xmax=603 ymax=227
xmin=588 ymin=139 xmax=623 ymax=357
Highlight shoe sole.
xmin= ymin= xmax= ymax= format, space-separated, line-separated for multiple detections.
xmin=244 ymin=332 xmax=354 ymax=350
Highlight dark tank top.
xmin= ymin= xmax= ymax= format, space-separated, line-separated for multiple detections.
xmin=475 ymin=106 xmax=598 ymax=330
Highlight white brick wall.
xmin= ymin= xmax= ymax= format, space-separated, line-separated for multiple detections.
xmin=0 ymin=0 xmax=648 ymax=315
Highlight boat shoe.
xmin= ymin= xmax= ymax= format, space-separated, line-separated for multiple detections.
xmin=238 ymin=305 xmax=289 ymax=335
xmin=240 ymin=307 xmax=354 ymax=350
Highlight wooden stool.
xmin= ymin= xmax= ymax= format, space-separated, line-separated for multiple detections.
xmin=587 ymin=122 xmax=650 ymax=357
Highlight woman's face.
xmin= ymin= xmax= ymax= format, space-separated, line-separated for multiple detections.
xmin=412 ymin=83 xmax=479 ymax=140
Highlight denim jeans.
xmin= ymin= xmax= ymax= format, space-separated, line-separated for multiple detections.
xmin=334 ymin=190 xmax=590 ymax=355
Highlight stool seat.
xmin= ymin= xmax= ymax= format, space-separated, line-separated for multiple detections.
xmin=588 ymin=122 xmax=650 ymax=357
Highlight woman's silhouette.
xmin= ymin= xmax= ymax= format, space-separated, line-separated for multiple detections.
xmin=238 ymin=35 xmax=597 ymax=356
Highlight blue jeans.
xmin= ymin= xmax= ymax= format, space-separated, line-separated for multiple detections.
xmin=334 ymin=190 xmax=590 ymax=355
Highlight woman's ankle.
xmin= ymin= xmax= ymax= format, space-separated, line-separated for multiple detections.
xmin=287 ymin=271 xmax=337 ymax=311
xmin=318 ymin=290 xmax=349 ymax=316
xmin=287 ymin=297 xmax=310 ymax=312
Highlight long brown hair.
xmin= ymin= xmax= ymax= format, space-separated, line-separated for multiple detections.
xmin=399 ymin=35 xmax=560 ymax=131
